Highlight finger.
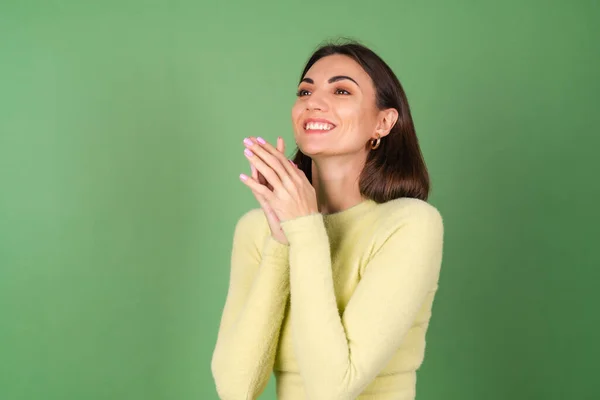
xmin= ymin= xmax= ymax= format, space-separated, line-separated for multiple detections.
xmin=277 ymin=137 xmax=289 ymax=182
xmin=245 ymin=137 xmax=289 ymax=181
xmin=251 ymin=163 xmax=268 ymax=186
xmin=239 ymin=173 xmax=274 ymax=200
xmin=278 ymin=136 xmax=301 ymax=173
xmin=247 ymin=137 xmax=290 ymax=190
xmin=278 ymin=138 xmax=301 ymax=173
xmin=247 ymin=138 xmax=269 ymax=186
xmin=251 ymin=136 xmax=285 ymax=157
xmin=260 ymin=137 xmax=297 ymax=177
xmin=244 ymin=149 xmax=285 ymax=191
xmin=281 ymin=137 xmax=287 ymax=156
xmin=247 ymin=137 xmax=296 ymax=184
xmin=251 ymin=189 xmax=275 ymax=217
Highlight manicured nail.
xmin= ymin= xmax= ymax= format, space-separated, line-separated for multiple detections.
xmin=243 ymin=138 xmax=253 ymax=146
xmin=257 ymin=137 xmax=266 ymax=144
xmin=239 ymin=173 xmax=248 ymax=181
xmin=244 ymin=148 xmax=253 ymax=157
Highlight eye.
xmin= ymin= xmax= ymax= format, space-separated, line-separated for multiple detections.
xmin=296 ymin=89 xmax=311 ymax=97
xmin=335 ymin=88 xmax=351 ymax=95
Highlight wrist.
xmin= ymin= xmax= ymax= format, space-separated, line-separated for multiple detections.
xmin=280 ymin=213 xmax=325 ymax=244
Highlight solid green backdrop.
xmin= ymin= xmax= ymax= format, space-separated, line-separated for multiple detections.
xmin=1 ymin=1 xmax=598 ymax=399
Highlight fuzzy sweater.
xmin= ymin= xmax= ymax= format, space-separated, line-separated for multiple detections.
xmin=211 ymin=197 xmax=444 ymax=399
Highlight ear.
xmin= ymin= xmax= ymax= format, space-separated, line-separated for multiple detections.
xmin=375 ymin=108 xmax=398 ymax=138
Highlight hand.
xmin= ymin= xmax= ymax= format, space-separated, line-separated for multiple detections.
xmin=240 ymin=136 xmax=318 ymax=223
xmin=244 ymin=137 xmax=289 ymax=245
xmin=251 ymin=136 xmax=283 ymax=192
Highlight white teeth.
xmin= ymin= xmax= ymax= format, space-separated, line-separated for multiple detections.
xmin=305 ymin=122 xmax=334 ymax=131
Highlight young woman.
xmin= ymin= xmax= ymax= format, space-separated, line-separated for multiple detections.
xmin=211 ymin=40 xmax=444 ymax=400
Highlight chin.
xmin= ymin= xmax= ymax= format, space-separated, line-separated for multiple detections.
xmin=294 ymin=136 xmax=324 ymax=155
xmin=296 ymin=144 xmax=336 ymax=159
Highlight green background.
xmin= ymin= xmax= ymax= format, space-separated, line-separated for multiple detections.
xmin=1 ymin=1 xmax=598 ymax=399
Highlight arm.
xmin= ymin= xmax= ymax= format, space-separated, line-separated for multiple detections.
xmin=211 ymin=209 xmax=290 ymax=400
xmin=280 ymin=201 xmax=444 ymax=400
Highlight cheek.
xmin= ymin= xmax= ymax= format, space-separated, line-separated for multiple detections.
xmin=291 ymin=102 xmax=303 ymax=125
xmin=336 ymin=101 xmax=366 ymax=131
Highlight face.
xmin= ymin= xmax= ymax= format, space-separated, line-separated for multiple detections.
xmin=291 ymin=54 xmax=391 ymax=158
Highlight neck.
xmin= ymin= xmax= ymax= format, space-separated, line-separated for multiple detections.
xmin=310 ymin=154 xmax=367 ymax=215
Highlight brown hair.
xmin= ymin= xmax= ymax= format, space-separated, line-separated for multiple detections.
xmin=292 ymin=39 xmax=430 ymax=202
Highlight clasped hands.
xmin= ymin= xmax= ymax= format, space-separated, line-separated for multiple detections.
xmin=239 ymin=136 xmax=318 ymax=223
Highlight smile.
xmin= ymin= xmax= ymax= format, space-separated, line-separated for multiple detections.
xmin=303 ymin=119 xmax=336 ymax=133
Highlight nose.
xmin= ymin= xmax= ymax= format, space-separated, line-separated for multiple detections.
xmin=305 ymin=91 xmax=328 ymax=112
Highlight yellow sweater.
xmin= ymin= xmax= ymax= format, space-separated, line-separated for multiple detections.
xmin=212 ymin=197 xmax=444 ymax=400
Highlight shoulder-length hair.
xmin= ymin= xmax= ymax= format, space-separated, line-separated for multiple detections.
xmin=292 ymin=40 xmax=430 ymax=202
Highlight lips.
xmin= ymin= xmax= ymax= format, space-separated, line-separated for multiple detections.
xmin=303 ymin=118 xmax=336 ymax=134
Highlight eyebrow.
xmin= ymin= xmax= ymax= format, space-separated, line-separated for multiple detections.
xmin=300 ymin=75 xmax=360 ymax=87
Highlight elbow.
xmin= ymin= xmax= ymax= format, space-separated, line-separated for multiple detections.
xmin=304 ymin=387 xmax=355 ymax=400
xmin=212 ymin=377 xmax=260 ymax=400
xmin=302 ymin=365 xmax=368 ymax=400
xmin=211 ymin=349 xmax=237 ymax=400
xmin=211 ymin=369 xmax=246 ymax=400
xmin=211 ymin=351 xmax=260 ymax=400
xmin=211 ymin=353 xmax=241 ymax=400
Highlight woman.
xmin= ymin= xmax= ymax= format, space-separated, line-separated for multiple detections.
xmin=211 ymin=40 xmax=444 ymax=400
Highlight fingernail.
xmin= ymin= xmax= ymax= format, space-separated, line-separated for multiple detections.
xmin=244 ymin=148 xmax=254 ymax=157
xmin=289 ymin=159 xmax=296 ymax=166
xmin=243 ymin=138 xmax=253 ymax=146
xmin=257 ymin=137 xmax=266 ymax=144
xmin=239 ymin=173 xmax=248 ymax=181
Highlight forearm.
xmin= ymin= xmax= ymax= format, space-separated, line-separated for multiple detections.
xmin=212 ymin=236 xmax=290 ymax=399
xmin=282 ymin=214 xmax=354 ymax=397
xmin=280 ymin=207 xmax=443 ymax=400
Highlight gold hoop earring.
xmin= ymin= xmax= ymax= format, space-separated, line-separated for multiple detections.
xmin=371 ymin=133 xmax=381 ymax=150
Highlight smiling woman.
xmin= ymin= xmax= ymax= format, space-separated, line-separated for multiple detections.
xmin=211 ymin=40 xmax=444 ymax=400
xmin=291 ymin=44 xmax=430 ymax=204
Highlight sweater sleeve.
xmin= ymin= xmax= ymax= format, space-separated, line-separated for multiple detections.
xmin=211 ymin=209 xmax=290 ymax=400
xmin=279 ymin=203 xmax=444 ymax=400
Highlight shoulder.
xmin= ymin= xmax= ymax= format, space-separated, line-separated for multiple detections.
xmin=375 ymin=197 xmax=444 ymax=237
xmin=379 ymin=197 xmax=442 ymax=224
